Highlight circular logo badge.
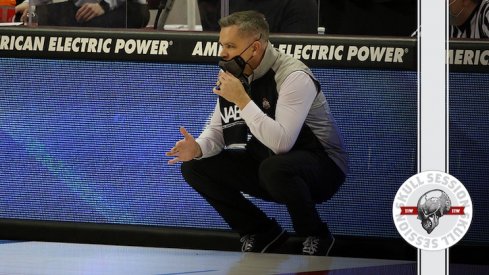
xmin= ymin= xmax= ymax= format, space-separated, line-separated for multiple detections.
xmin=392 ymin=171 xmax=472 ymax=250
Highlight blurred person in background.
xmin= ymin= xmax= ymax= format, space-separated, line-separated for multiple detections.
xmin=449 ymin=0 xmax=489 ymax=38
xmin=0 ymin=0 xmax=16 ymax=22
xmin=197 ymin=0 xmax=318 ymax=34
xmin=15 ymin=0 xmax=149 ymax=28
xmin=318 ymin=0 xmax=416 ymax=36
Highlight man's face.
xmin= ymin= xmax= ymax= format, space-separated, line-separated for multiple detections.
xmin=218 ymin=25 xmax=256 ymax=62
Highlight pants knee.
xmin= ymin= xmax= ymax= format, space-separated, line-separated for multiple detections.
xmin=180 ymin=161 xmax=192 ymax=177
xmin=180 ymin=160 xmax=200 ymax=188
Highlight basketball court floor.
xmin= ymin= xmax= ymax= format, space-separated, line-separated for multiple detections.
xmin=1 ymin=240 xmax=487 ymax=275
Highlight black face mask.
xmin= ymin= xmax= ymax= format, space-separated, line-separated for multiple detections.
xmin=218 ymin=36 xmax=259 ymax=78
xmin=218 ymin=55 xmax=247 ymax=77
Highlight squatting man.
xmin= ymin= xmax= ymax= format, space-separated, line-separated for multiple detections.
xmin=166 ymin=10 xmax=348 ymax=256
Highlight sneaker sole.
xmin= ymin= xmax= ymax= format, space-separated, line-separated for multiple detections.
xmin=260 ymin=229 xmax=287 ymax=253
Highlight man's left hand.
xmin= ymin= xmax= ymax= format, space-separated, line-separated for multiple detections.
xmin=75 ymin=2 xmax=105 ymax=23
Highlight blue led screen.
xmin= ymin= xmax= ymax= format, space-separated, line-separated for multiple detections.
xmin=0 ymin=57 xmax=486 ymax=245
xmin=449 ymin=72 xmax=489 ymax=245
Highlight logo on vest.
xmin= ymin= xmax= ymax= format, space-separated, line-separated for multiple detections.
xmin=220 ymin=105 xmax=242 ymax=124
xmin=262 ymin=98 xmax=271 ymax=110
xmin=392 ymin=171 xmax=472 ymax=250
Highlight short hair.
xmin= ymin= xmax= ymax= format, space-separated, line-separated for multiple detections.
xmin=218 ymin=10 xmax=270 ymax=42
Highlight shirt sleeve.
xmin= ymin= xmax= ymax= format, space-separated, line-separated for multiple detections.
xmin=195 ymin=99 xmax=225 ymax=158
xmin=240 ymin=71 xmax=317 ymax=154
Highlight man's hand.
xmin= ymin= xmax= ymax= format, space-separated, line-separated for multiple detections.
xmin=17 ymin=1 xmax=29 ymax=23
xmin=165 ymin=127 xmax=202 ymax=164
xmin=75 ymin=2 xmax=105 ymax=23
xmin=213 ymin=71 xmax=251 ymax=110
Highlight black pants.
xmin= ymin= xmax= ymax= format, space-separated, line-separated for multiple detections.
xmin=181 ymin=149 xmax=345 ymax=237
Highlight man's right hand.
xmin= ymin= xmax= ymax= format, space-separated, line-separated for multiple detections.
xmin=165 ymin=127 xmax=202 ymax=164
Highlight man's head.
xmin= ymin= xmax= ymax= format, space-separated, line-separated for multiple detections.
xmin=449 ymin=0 xmax=481 ymax=26
xmin=218 ymin=10 xmax=269 ymax=76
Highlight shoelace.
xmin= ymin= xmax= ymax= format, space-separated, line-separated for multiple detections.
xmin=302 ymin=237 xmax=320 ymax=255
xmin=240 ymin=234 xmax=255 ymax=252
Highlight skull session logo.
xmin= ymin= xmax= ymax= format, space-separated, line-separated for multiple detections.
xmin=417 ymin=190 xmax=452 ymax=234
xmin=392 ymin=171 xmax=472 ymax=250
